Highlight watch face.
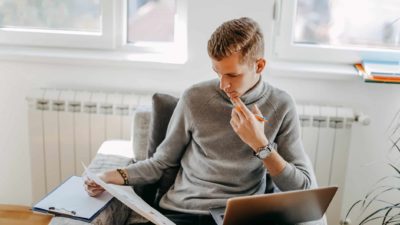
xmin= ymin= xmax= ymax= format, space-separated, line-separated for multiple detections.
xmin=258 ymin=149 xmax=270 ymax=159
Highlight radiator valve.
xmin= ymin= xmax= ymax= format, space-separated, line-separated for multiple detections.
xmin=355 ymin=113 xmax=371 ymax=126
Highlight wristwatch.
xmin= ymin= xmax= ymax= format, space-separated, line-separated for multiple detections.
xmin=254 ymin=143 xmax=274 ymax=160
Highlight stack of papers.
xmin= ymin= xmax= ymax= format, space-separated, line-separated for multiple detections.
xmin=355 ymin=61 xmax=400 ymax=84
xmin=362 ymin=61 xmax=400 ymax=77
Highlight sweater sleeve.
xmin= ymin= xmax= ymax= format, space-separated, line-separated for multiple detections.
xmin=271 ymin=98 xmax=318 ymax=191
xmin=125 ymin=94 xmax=193 ymax=185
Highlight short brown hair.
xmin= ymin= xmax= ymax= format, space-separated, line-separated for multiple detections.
xmin=207 ymin=17 xmax=264 ymax=63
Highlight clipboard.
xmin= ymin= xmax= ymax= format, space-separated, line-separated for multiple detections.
xmin=32 ymin=176 xmax=113 ymax=222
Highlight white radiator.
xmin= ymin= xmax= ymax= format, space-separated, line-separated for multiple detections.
xmin=27 ymin=89 xmax=152 ymax=204
xmin=27 ymin=89 xmax=368 ymax=224
xmin=297 ymin=104 xmax=368 ymax=225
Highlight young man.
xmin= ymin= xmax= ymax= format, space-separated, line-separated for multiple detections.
xmin=85 ymin=17 xmax=317 ymax=225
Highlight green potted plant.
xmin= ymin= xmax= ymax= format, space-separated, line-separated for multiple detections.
xmin=341 ymin=111 xmax=400 ymax=225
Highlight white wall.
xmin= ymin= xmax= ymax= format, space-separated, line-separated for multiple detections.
xmin=1 ymin=0 xmax=400 ymax=222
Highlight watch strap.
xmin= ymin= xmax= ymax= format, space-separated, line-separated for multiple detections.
xmin=254 ymin=142 xmax=275 ymax=159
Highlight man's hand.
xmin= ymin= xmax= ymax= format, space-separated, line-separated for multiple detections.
xmin=84 ymin=173 xmax=106 ymax=197
xmin=83 ymin=169 xmax=126 ymax=197
xmin=230 ymin=98 xmax=287 ymax=176
xmin=230 ymin=97 xmax=269 ymax=151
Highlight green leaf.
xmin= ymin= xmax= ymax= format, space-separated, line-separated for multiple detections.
xmin=389 ymin=163 xmax=400 ymax=175
xmin=359 ymin=204 xmax=400 ymax=225
xmin=344 ymin=199 xmax=362 ymax=221
xmin=385 ymin=213 xmax=400 ymax=225
xmin=382 ymin=207 xmax=393 ymax=224
xmin=386 ymin=110 xmax=400 ymax=135
xmin=390 ymin=139 xmax=400 ymax=153
xmin=362 ymin=187 xmax=399 ymax=213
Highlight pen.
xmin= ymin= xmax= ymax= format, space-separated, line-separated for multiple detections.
xmin=254 ymin=114 xmax=269 ymax=122
xmin=234 ymin=104 xmax=272 ymax=127
xmin=255 ymin=114 xmax=273 ymax=127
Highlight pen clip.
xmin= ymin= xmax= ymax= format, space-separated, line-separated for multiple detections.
xmin=48 ymin=206 xmax=76 ymax=216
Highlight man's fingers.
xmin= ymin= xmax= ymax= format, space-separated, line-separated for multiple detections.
xmin=85 ymin=185 xmax=104 ymax=197
xmin=85 ymin=185 xmax=96 ymax=196
xmin=84 ymin=179 xmax=92 ymax=185
xmin=92 ymin=187 xmax=105 ymax=196
xmin=85 ymin=180 xmax=98 ymax=187
xmin=88 ymin=189 xmax=101 ymax=197
xmin=83 ymin=176 xmax=105 ymax=197
xmin=92 ymin=187 xmax=105 ymax=193
xmin=230 ymin=119 xmax=238 ymax=132
xmin=232 ymin=97 xmax=251 ymax=119
xmin=231 ymin=107 xmax=241 ymax=123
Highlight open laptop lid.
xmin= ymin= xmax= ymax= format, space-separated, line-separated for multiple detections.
xmin=210 ymin=186 xmax=337 ymax=225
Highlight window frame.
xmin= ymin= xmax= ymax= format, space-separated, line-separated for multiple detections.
xmin=272 ymin=0 xmax=400 ymax=64
xmin=0 ymin=0 xmax=116 ymax=49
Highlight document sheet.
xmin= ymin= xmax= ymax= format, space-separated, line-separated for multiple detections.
xmin=84 ymin=167 xmax=175 ymax=225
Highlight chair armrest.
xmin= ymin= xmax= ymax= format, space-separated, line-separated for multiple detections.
xmin=131 ymin=107 xmax=151 ymax=162
xmin=87 ymin=140 xmax=134 ymax=173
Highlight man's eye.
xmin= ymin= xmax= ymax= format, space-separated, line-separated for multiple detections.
xmin=229 ymin=74 xmax=240 ymax=78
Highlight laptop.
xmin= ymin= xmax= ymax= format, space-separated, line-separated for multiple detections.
xmin=209 ymin=186 xmax=338 ymax=225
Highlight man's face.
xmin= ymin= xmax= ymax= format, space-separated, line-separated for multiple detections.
xmin=212 ymin=52 xmax=262 ymax=99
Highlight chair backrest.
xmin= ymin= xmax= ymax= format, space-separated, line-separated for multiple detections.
xmin=131 ymin=93 xmax=180 ymax=207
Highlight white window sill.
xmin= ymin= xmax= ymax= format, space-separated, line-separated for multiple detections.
xmin=268 ymin=60 xmax=358 ymax=80
xmin=0 ymin=45 xmax=187 ymax=69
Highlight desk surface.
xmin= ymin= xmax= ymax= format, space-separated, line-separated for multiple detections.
xmin=0 ymin=204 xmax=53 ymax=225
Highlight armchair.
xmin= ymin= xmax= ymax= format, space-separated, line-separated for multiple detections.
xmin=49 ymin=93 xmax=324 ymax=225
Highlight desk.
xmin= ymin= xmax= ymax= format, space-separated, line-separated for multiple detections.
xmin=0 ymin=204 xmax=53 ymax=225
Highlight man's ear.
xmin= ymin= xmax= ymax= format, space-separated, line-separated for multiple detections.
xmin=256 ymin=58 xmax=267 ymax=74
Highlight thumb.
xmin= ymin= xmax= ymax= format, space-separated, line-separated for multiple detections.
xmin=252 ymin=104 xmax=262 ymax=115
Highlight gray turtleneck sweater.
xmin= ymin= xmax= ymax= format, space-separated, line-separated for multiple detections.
xmin=126 ymin=78 xmax=317 ymax=215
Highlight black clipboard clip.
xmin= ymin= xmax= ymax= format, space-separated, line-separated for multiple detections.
xmin=48 ymin=206 xmax=77 ymax=216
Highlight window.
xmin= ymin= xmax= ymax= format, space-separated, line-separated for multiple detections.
xmin=121 ymin=0 xmax=187 ymax=58
xmin=273 ymin=0 xmax=400 ymax=64
xmin=0 ymin=0 xmax=114 ymax=49
xmin=127 ymin=0 xmax=175 ymax=43
xmin=0 ymin=0 xmax=101 ymax=33
xmin=0 ymin=0 xmax=187 ymax=62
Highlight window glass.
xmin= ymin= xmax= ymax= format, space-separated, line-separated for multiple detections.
xmin=0 ymin=0 xmax=101 ymax=33
xmin=127 ymin=0 xmax=175 ymax=43
xmin=295 ymin=0 xmax=400 ymax=50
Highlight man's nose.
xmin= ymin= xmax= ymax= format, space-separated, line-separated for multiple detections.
xmin=219 ymin=76 xmax=230 ymax=91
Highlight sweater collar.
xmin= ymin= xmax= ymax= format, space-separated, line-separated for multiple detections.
xmin=216 ymin=77 xmax=269 ymax=105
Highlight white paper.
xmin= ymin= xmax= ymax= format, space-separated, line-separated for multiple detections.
xmin=84 ymin=165 xmax=175 ymax=225
xmin=34 ymin=176 xmax=113 ymax=219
